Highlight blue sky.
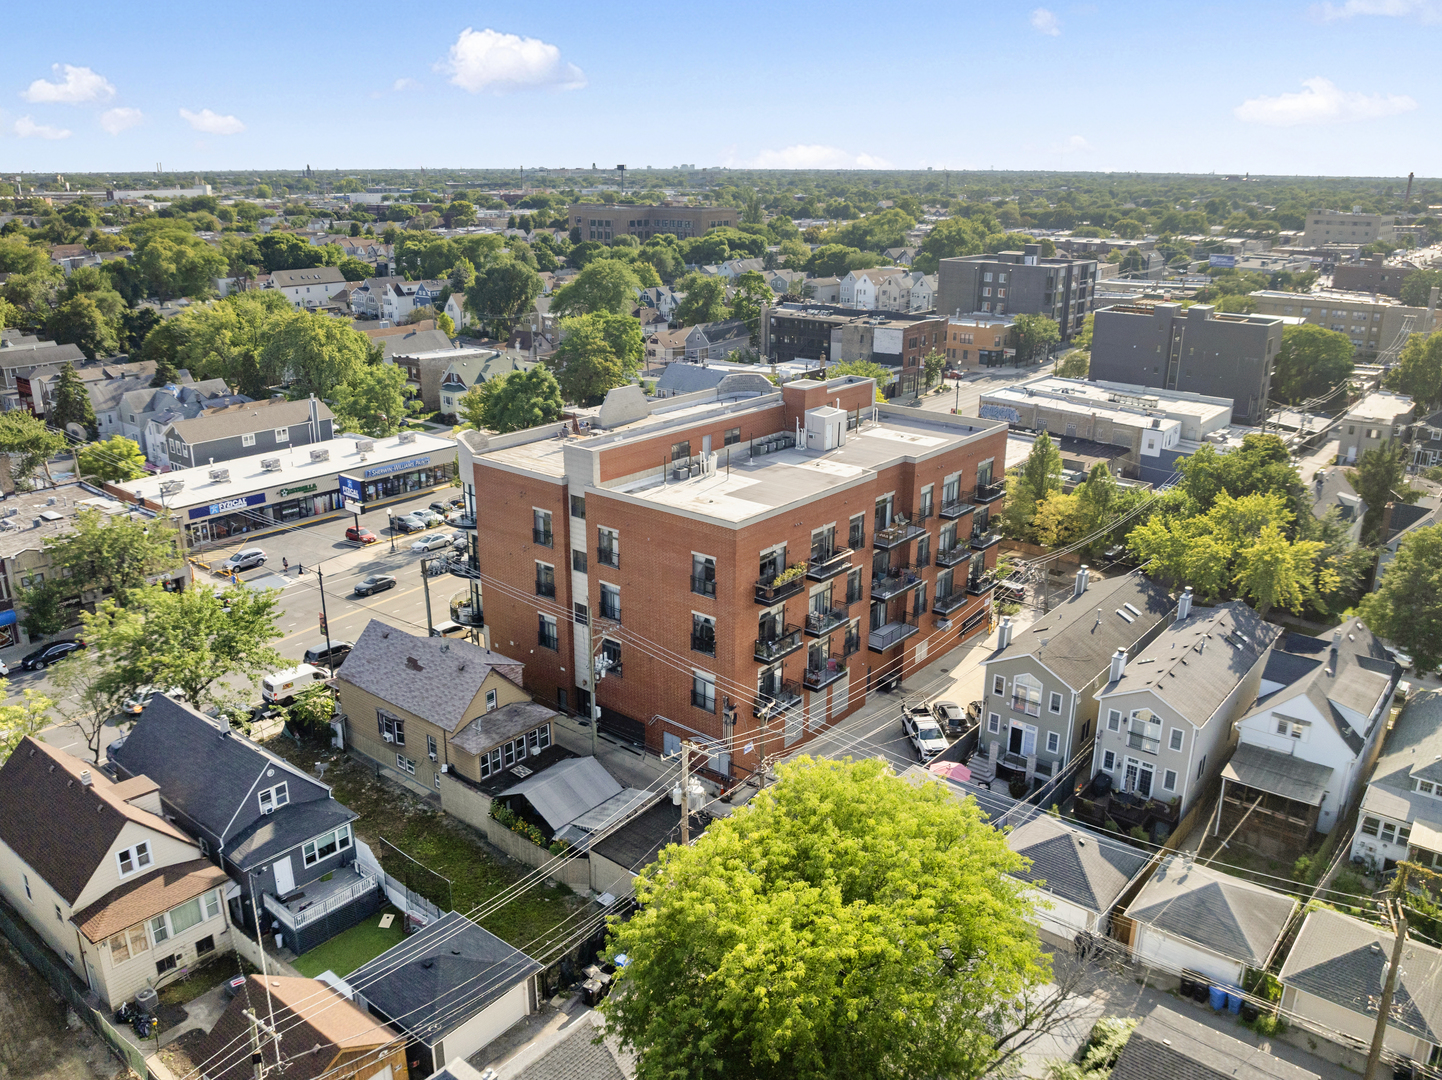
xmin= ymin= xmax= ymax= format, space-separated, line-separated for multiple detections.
xmin=4 ymin=0 xmax=1439 ymax=177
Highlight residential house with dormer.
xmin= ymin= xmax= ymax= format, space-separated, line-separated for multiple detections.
xmin=684 ymin=319 xmax=752 ymax=362
xmin=438 ymin=352 xmax=537 ymax=422
xmin=269 ymin=267 xmax=347 ymax=310
xmin=1349 ymin=692 xmax=1442 ymax=873
xmin=155 ymin=396 xmax=335 ymax=471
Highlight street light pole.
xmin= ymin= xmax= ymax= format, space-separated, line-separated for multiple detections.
xmin=315 ymin=567 xmax=333 ymax=662
xmin=387 ymin=509 xmax=395 ymax=554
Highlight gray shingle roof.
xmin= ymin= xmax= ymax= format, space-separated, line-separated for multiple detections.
xmin=492 ymin=1011 xmax=632 ymax=1080
xmin=270 ymin=267 xmax=346 ymax=289
xmin=384 ymin=329 xmax=454 ymax=358
xmin=1126 ymin=854 xmax=1295 ymax=967
xmin=654 ymin=364 xmax=728 ymax=395
xmin=164 ymin=397 xmax=333 ymax=444
xmin=987 ymin=573 xmax=1176 ymax=692
xmin=1309 ymin=468 xmax=1364 ymax=524
xmin=1361 ymin=692 xmax=1442 ymax=813
xmin=450 ymin=701 xmax=559 ymax=756
xmin=1281 ymin=908 xmax=1442 ymax=1042
xmin=1006 ymin=815 xmax=1150 ymax=913
xmin=1112 ymin=1006 xmax=1321 ymax=1080
xmin=498 ymin=757 xmax=625 ymax=833
xmin=337 ymin=620 xmax=524 ymax=734
xmin=351 ymin=911 xmax=541 ymax=1043
xmin=1223 ymin=743 xmax=1333 ymax=806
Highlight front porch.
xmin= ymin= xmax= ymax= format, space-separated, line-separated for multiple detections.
xmin=261 ymin=865 xmax=383 ymax=956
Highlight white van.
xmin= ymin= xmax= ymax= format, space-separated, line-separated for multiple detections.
xmin=261 ymin=663 xmax=329 ymax=705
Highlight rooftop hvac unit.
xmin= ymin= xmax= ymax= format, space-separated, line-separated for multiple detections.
xmin=261 ymin=458 xmax=282 ymax=472
xmin=209 ymin=468 xmax=230 ymax=482
xmin=310 ymin=449 xmax=330 ymax=463
xmin=356 ymin=438 xmax=375 ymax=453
xmin=397 ymin=431 xmax=417 ymax=445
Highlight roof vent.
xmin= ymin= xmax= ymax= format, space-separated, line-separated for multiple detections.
xmin=397 ymin=431 xmax=417 ymax=445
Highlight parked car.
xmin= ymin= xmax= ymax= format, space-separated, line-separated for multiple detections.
xmin=303 ymin=641 xmax=354 ymax=669
xmin=21 ymin=639 xmax=85 ymax=671
xmin=902 ymin=703 xmax=948 ymax=761
xmin=345 ymin=526 xmax=378 ymax=545
xmin=412 ymin=533 xmax=451 ymax=553
xmin=931 ymin=700 xmax=966 ymax=734
xmin=415 ymin=509 xmax=445 ymax=528
xmin=996 ymin=580 xmax=1025 ymax=604
xmin=121 ymin=686 xmax=185 ymax=715
xmin=429 ymin=620 xmax=469 ymax=639
xmin=261 ymin=664 xmax=329 ymax=705
xmin=395 ymin=514 xmax=427 ymax=534
xmin=219 ymin=548 xmax=267 ymax=572
xmin=355 ymin=574 xmax=398 ymax=597
xmin=428 ymin=501 xmax=453 ymax=515
xmin=0 ymin=658 xmax=9 ymax=677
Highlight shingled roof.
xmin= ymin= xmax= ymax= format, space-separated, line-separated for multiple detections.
xmin=1006 ymin=814 xmax=1150 ymax=914
xmin=1112 ymin=1006 xmax=1321 ymax=1080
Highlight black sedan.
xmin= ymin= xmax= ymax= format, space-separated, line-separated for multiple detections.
xmin=304 ymin=641 xmax=354 ymax=668
xmin=22 ymin=639 xmax=85 ymax=670
xmin=354 ymin=574 xmax=398 ymax=597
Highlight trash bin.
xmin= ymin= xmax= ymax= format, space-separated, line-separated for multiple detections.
xmin=134 ymin=987 xmax=159 ymax=1016
xmin=1241 ymin=1002 xmax=1261 ymax=1023
xmin=1209 ymin=985 xmax=1228 ymax=1011
xmin=1192 ymin=982 xmax=1210 ymax=1003
xmin=1227 ymin=990 xmax=1243 ymax=1014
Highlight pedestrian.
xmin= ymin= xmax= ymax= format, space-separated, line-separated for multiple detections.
xmin=297 ymin=562 xmax=304 ymax=575
xmin=283 ymin=557 xmax=289 ymax=573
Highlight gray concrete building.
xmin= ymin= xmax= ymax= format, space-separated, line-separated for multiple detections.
xmin=1088 ymin=302 xmax=1285 ymax=425
xmin=935 ymin=244 xmax=1097 ymax=339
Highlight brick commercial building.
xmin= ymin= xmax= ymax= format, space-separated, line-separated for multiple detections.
xmin=935 ymin=245 xmax=1097 ymax=340
xmin=1088 ymin=302 xmax=1285 ymax=425
xmin=463 ymin=376 xmax=1008 ymax=783
xmin=1248 ymin=289 xmax=1432 ymax=356
xmin=1299 ymin=209 xmax=1395 ymax=247
xmin=1330 ymin=255 xmax=1417 ymax=299
xmin=762 ymin=304 xmax=944 ymax=395
xmin=568 ymin=204 xmax=737 ymax=242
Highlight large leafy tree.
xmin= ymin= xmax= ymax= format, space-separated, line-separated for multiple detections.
xmin=551 ymin=259 xmax=643 ymax=317
xmin=601 ymin=756 xmax=1052 ymax=1080
xmin=1272 ymin=324 xmax=1353 ymax=404
xmin=77 ymin=435 xmax=146 ymax=482
xmin=45 ymin=295 xmax=117 ymax=361
xmin=1386 ymin=331 xmax=1442 ymax=407
xmin=1347 ymin=443 xmax=1419 ymax=542
xmin=48 ymin=362 xmax=98 ymax=438
xmin=1361 ymin=523 xmax=1442 ymax=671
xmin=729 ymin=271 xmax=770 ymax=340
xmin=0 ymin=409 xmax=67 ymax=484
xmin=547 ymin=313 xmax=643 ymax=404
xmin=465 ymin=253 xmax=543 ymax=338
xmin=330 ymin=362 xmax=408 ymax=436
xmin=1000 ymin=432 xmax=1063 ymax=541
xmin=260 ymin=312 xmax=370 ymax=398
xmin=33 ymin=508 xmax=180 ymax=603
xmin=673 ymin=273 xmax=729 ymax=326
xmin=1177 ymin=434 xmax=1305 ymax=518
xmin=1012 ymin=313 xmax=1061 ymax=360
xmin=0 ymin=682 xmax=57 ymax=763
xmin=162 ymin=290 xmax=293 ymax=397
xmin=460 ymin=367 xmax=565 ymax=433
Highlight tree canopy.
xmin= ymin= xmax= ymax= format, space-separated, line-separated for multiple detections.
xmin=330 ymin=362 xmax=408 ymax=436
xmin=1360 ymin=523 xmax=1442 ymax=671
xmin=673 ymin=273 xmax=729 ymax=327
xmin=1272 ymin=324 xmax=1353 ymax=404
xmin=77 ymin=435 xmax=146 ymax=482
xmin=551 ymin=259 xmax=643 ymax=317
xmin=459 ymin=366 xmax=565 ymax=434
xmin=547 ymin=313 xmax=643 ymax=405
xmin=1386 ymin=331 xmax=1442 ymax=406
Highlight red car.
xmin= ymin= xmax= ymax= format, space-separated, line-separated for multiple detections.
xmin=345 ymin=526 xmax=378 ymax=545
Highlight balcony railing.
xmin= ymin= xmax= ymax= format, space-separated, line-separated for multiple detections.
xmin=974 ymin=480 xmax=1006 ymax=503
xmin=807 ymin=546 xmax=853 ymax=581
xmin=691 ymin=633 xmax=716 ymax=657
xmin=449 ymin=593 xmax=484 ymax=627
xmin=754 ymin=625 xmax=804 ymax=663
xmin=455 ymin=514 xmax=477 ymax=530
xmin=933 ymin=589 xmax=969 ymax=616
xmin=871 ymin=565 xmax=920 ymax=601
xmin=535 ymin=579 xmax=556 ymax=598
xmin=598 ymin=603 xmax=622 ymax=623
xmin=872 ymin=519 xmax=927 ymax=550
xmin=959 ymin=606 xmax=989 ymax=635
xmin=805 ymin=606 xmax=848 ymax=637
xmin=1127 ymin=731 xmax=1161 ymax=754
xmin=691 ymin=574 xmax=717 ymax=598
xmin=754 ymin=569 xmax=806 ymax=605
xmin=539 ymin=631 xmax=559 ymax=650
xmin=596 ymin=546 xmax=620 ymax=569
xmin=754 ymin=679 xmax=803 ymax=718
xmin=939 ymin=499 xmax=974 ymax=520
xmin=804 ymin=659 xmax=847 ymax=691
xmin=533 ymin=528 xmax=553 ymax=547
xmin=264 ymin=868 xmax=378 ymax=931
xmin=970 ymin=529 xmax=1001 ymax=550
xmin=936 ymin=544 xmax=968 ymax=567
xmin=967 ymin=573 xmax=999 ymax=596
xmin=868 ymin=613 xmax=919 ymax=652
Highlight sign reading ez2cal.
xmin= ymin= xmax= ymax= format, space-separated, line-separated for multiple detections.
xmin=188 ymin=492 xmax=266 ymax=520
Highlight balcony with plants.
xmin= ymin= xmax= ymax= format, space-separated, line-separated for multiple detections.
xmin=754 ymin=624 xmax=804 ymax=663
xmin=872 ymin=516 xmax=927 ymax=550
xmin=871 ymin=563 xmax=920 ymax=601
xmin=804 ymin=604 xmax=848 ymax=637
xmin=754 ymin=562 xmax=807 ymax=604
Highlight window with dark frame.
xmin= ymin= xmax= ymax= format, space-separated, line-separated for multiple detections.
xmin=691 ymin=614 xmax=716 ymax=656
xmin=602 ymin=638 xmax=622 ymax=677
xmin=724 ymin=427 xmax=740 ymax=446
xmin=692 ymin=554 xmax=716 ymax=597
xmin=538 ymin=613 xmax=559 ymax=650
xmin=570 ymin=495 xmax=585 ymax=519
xmin=378 ymin=712 xmax=405 ymax=745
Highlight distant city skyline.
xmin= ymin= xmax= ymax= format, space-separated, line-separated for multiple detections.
xmin=4 ymin=0 xmax=1439 ymax=177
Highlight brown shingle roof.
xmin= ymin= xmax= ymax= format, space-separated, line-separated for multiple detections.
xmin=0 ymin=738 xmax=191 ymax=905
xmin=72 ymin=859 xmax=229 ymax=942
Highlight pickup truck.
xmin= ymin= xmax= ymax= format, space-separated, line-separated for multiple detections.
xmin=902 ymin=703 xmax=949 ymax=761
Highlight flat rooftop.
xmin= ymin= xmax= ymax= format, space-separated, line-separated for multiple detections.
xmin=0 ymin=485 xmax=142 ymax=560
xmin=1347 ymin=389 xmax=1415 ymax=421
xmin=982 ymin=376 xmax=1232 ymax=424
xmin=1251 ymin=289 xmax=1418 ymax=308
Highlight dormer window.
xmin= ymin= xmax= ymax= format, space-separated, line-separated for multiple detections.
xmin=116 ymin=842 xmax=152 ymax=877
xmin=258 ymin=783 xmax=289 ymax=815
xmin=1414 ymin=778 xmax=1439 ymax=797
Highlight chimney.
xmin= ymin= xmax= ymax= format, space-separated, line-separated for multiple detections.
xmin=1074 ymin=564 xmax=1090 ymax=599
xmin=1177 ymin=586 xmax=1193 ymax=620
xmin=79 ymin=770 xmax=92 ymax=787
xmin=997 ymin=616 xmax=1013 ymax=649
xmin=1379 ymin=500 xmax=1396 ymax=543
xmin=1109 ymin=648 xmax=1127 ymax=684
xmin=1329 ymin=630 xmax=1341 ymax=675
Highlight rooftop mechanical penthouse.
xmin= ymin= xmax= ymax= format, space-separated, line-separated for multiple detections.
xmin=463 ymin=374 xmax=1008 ymax=784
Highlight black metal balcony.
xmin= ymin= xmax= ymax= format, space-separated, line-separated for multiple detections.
xmin=933 ymin=589 xmax=969 ymax=616
xmin=938 ymin=499 xmax=974 ymax=520
xmin=936 ymin=544 xmax=968 ymax=567
xmin=969 ymin=528 xmax=1001 ymax=551
xmin=691 ymin=574 xmax=717 ymax=598
xmin=449 ymin=594 xmax=484 ymax=627
xmin=533 ymin=528 xmax=553 ymax=547
xmin=974 ymin=480 xmax=1006 ymax=503
xmin=596 ymin=545 xmax=620 ymax=569
xmin=868 ymin=613 xmax=919 ymax=652
xmin=872 ymin=519 xmax=927 ymax=550
xmin=915 ymin=548 xmax=931 ymax=568
xmin=806 ymin=546 xmax=853 ymax=581
xmin=967 ymin=572 xmax=999 ymax=596
xmin=871 ymin=564 xmax=920 ymax=601
xmin=535 ymin=578 xmax=556 ymax=598
xmin=455 ymin=514 xmax=477 ymax=530
xmin=959 ymin=606 xmax=990 ymax=635
xmin=754 ymin=569 xmax=806 ymax=605
xmin=804 ymin=659 xmax=846 ymax=691
xmin=754 ymin=679 xmax=803 ymax=718
xmin=754 ymin=625 xmax=804 ymax=663
xmin=804 ymin=606 xmax=848 ymax=637
xmin=598 ymin=602 xmax=622 ymax=623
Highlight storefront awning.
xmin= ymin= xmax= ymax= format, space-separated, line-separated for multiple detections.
xmin=0 ymin=610 xmax=18 ymax=627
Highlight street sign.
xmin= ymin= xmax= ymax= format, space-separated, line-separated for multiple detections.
xmin=345 ymin=499 xmax=362 ymax=516
xmin=319 ymin=613 xmax=327 ymax=632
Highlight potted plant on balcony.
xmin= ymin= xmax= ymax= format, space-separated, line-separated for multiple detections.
xmin=772 ymin=562 xmax=807 ymax=587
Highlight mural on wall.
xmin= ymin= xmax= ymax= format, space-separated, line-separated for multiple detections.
xmin=979 ymin=403 xmax=1021 ymax=425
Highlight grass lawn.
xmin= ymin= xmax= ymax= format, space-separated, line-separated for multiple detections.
xmin=263 ymin=734 xmax=586 ymax=951
xmin=293 ymin=908 xmax=407 ymax=978
xmin=159 ymin=955 xmax=257 ymax=1006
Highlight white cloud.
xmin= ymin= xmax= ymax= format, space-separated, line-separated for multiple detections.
xmin=1233 ymin=76 xmax=1417 ymax=126
xmin=1313 ymin=0 xmax=1442 ymax=21
xmin=392 ymin=77 xmax=422 ymax=92
xmin=179 ymin=107 xmax=245 ymax=135
xmin=21 ymin=64 xmax=115 ymax=104
xmin=1058 ymin=134 xmax=1092 ymax=154
xmin=1030 ymin=8 xmax=1062 ymax=34
xmin=439 ymin=28 xmax=586 ymax=93
xmin=14 ymin=116 xmax=71 ymax=140
xmin=99 ymin=107 xmax=143 ymax=135
xmin=749 ymin=144 xmax=893 ymax=169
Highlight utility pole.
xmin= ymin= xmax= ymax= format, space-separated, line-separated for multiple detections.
xmin=1363 ymin=899 xmax=1408 ymax=1080
xmin=421 ymin=557 xmax=435 ymax=634
xmin=680 ymin=740 xmax=691 ymax=844
xmin=315 ymin=567 xmax=333 ymax=662
xmin=244 ymin=1007 xmax=281 ymax=1080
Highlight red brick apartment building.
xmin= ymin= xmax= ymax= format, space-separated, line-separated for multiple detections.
xmin=460 ymin=375 xmax=1008 ymax=783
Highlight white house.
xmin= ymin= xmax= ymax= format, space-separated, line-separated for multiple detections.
xmin=1125 ymin=854 xmax=1295 ymax=985
xmin=839 ymin=267 xmax=906 ymax=310
xmin=445 ymin=292 xmax=469 ymax=332
xmin=1350 ymin=692 xmax=1442 ymax=874
xmin=269 ymin=267 xmax=347 ymax=310
xmin=1005 ymin=814 xmax=1150 ymax=946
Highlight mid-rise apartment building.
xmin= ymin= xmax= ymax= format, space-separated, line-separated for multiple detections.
xmin=1088 ymin=302 xmax=1284 ymax=425
xmin=762 ymin=304 xmax=943 ymax=395
xmin=463 ymin=376 xmax=1009 ymax=783
xmin=1331 ymin=256 xmax=1416 ymax=299
xmin=935 ymin=245 xmax=1097 ymax=340
xmin=568 ymin=204 xmax=737 ymax=242
xmin=1299 ymin=210 xmax=1395 ymax=247
xmin=1248 ymin=289 xmax=1431 ymax=355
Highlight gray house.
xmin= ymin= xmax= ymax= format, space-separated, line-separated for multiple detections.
xmin=979 ymin=569 xmax=1175 ymax=783
xmin=935 ymin=245 xmax=1097 ymax=339
xmin=1112 ymin=1006 xmax=1321 ymax=1080
xmin=1309 ymin=468 xmax=1366 ymax=544
xmin=684 ymin=319 xmax=752 ymax=362
xmin=156 ymin=397 xmax=335 ymax=470
xmin=107 ymin=697 xmax=373 ymax=955
xmin=1092 ymin=596 xmax=1281 ymax=817
xmin=118 ymin=379 xmax=239 ymax=462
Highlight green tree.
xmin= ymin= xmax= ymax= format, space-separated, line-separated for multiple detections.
xmin=912 ymin=216 xmax=991 ymax=274
xmin=77 ymin=435 xmax=146 ymax=482
xmin=673 ymin=272 xmax=729 ymax=326
xmin=46 ymin=296 xmax=118 ymax=362
xmin=47 ymin=362 xmax=99 ymax=439
xmin=120 ymin=306 xmax=161 ymax=355
xmin=1055 ymin=351 xmax=1089 ymax=378
xmin=0 ymin=683 xmax=57 ymax=763
xmin=1272 ymin=324 xmax=1353 ymax=403
xmin=32 ymin=507 xmax=179 ymax=605
xmin=1001 ymin=432 xmax=1063 ymax=540
xmin=330 ymin=363 xmax=408 ymax=436
xmin=167 ymin=291 xmax=292 ymax=397
xmin=1386 ymin=332 xmax=1442 ymax=406
xmin=460 ymin=367 xmax=565 ymax=433
xmin=548 ymin=313 xmax=643 ymax=405
xmin=436 ymin=311 xmax=456 ymax=337
xmin=1347 ymin=443 xmax=1419 ymax=541
xmin=1013 ymin=313 xmax=1061 ymax=361
xmin=466 ymin=254 xmax=544 ymax=337
xmin=601 ymin=756 xmax=1051 ymax=1080
xmin=551 ymin=259 xmax=643 ymax=317
xmin=824 ymin=359 xmax=893 ymax=401
xmin=0 ymin=409 xmax=66 ymax=484
xmin=336 ymin=256 xmax=372 ymax=281
xmin=261 ymin=313 xmax=370 ymax=398
xmin=1360 ymin=523 xmax=1442 ymax=671
xmin=923 ymin=350 xmax=945 ymax=389
xmin=805 ymin=244 xmax=876 ymax=279
xmin=1400 ymin=268 xmax=1442 ymax=308
xmin=285 ymin=683 xmax=337 ymax=735
xmin=729 ymin=271 xmax=770 ymax=339
xmin=1234 ymin=522 xmax=1326 ymax=617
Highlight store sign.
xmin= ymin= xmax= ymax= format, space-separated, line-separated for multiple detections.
xmin=363 ymin=455 xmax=433 ymax=480
xmin=277 ymin=483 xmax=318 ymax=497
xmin=339 ymin=474 xmax=365 ymax=504
xmin=188 ymin=492 xmax=266 ymax=520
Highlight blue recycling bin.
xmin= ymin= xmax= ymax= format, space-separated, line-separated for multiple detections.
xmin=1227 ymin=990 xmax=1243 ymax=1014
xmin=1209 ymin=985 xmax=1228 ymax=1011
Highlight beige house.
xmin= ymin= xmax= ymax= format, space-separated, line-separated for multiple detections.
xmin=336 ymin=619 xmax=544 ymax=796
xmin=0 ymin=738 xmax=230 ymax=1009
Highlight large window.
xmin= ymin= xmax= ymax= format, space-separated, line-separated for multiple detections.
xmin=601 ymin=638 xmax=622 ymax=678
xmin=303 ymin=823 xmax=353 ymax=867
xmin=692 ymin=554 xmax=716 ymax=597
xmin=1011 ymin=674 xmax=1042 ymax=717
xmin=599 ymin=583 xmax=621 ymax=622
xmin=378 ymin=711 xmax=405 ymax=746
xmin=535 ymin=561 xmax=556 ymax=598
xmin=532 ymin=509 xmax=553 ymax=547
xmin=693 ymin=671 xmax=717 ymax=713
xmin=116 ymin=842 xmax=152 ymax=878
xmin=691 ymin=614 xmax=716 ymax=656
xmin=597 ymin=527 xmax=620 ymax=568
xmin=538 ymin=613 xmax=559 ymax=650
xmin=107 ymin=925 xmax=151 ymax=964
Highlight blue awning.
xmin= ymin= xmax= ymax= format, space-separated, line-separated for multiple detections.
xmin=0 ymin=610 xmax=18 ymax=627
